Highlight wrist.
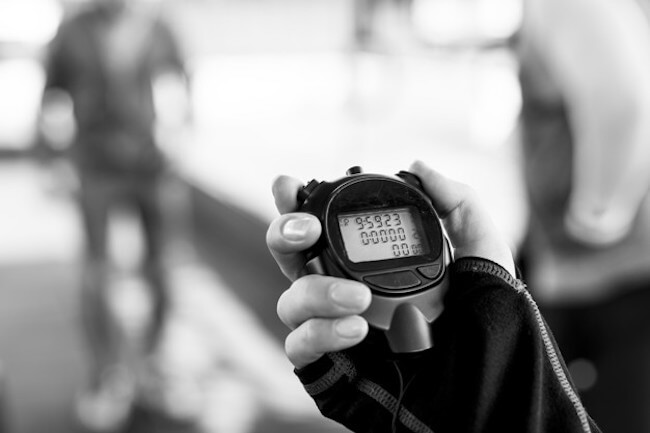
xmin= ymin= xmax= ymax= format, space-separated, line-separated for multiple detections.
xmin=454 ymin=239 xmax=516 ymax=278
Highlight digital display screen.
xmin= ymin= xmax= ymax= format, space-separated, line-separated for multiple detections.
xmin=337 ymin=207 xmax=431 ymax=263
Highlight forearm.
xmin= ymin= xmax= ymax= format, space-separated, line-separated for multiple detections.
xmin=567 ymin=118 xmax=650 ymax=245
xmin=529 ymin=0 xmax=650 ymax=243
xmin=568 ymin=38 xmax=650 ymax=242
xmin=294 ymin=258 xmax=601 ymax=433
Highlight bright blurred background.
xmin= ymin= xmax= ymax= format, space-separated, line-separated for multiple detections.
xmin=0 ymin=0 xmax=525 ymax=432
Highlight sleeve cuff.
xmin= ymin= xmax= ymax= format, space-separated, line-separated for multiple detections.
xmin=295 ymin=352 xmax=358 ymax=396
xmin=450 ymin=257 xmax=527 ymax=292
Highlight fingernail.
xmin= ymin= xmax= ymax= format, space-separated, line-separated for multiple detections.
xmin=330 ymin=283 xmax=370 ymax=310
xmin=335 ymin=316 xmax=367 ymax=338
xmin=281 ymin=216 xmax=313 ymax=241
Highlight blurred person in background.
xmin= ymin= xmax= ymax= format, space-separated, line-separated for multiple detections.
xmin=352 ymin=0 xmax=416 ymax=55
xmin=517 ymin=0 xmax=650 ymax=432
xmin=37 ymin=0 xmax=190 ymax=429
xmin=353 ymin=0 xmax=413 ymax=50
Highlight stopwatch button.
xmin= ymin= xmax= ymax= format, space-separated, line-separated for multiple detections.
xmin=346 ymin=166 xmax=363 ymax=175
xmin=396 ymin=171 xmax=424 ymax=190
xmin=305 ymin=257 xmax=326 ymax=275
xmin=363 ymin=271 xmax=421 ymax=291
xmin=417 ymin=264 xmax=441 ymax=280
xmin=297 ymin=179 xmax=320 ymax=204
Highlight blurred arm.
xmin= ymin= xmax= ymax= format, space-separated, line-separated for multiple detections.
xmin=36 ymin=24 xmax=75 ymax=160
xmin=527 ymin=0 xmax=650 ymax=245
xmin=154 ymin=18 xmax=193 ymax=122
xmin=33 ymin=23 xmax=80 ymax=196
xmin=151 ymin=18 xmax=194 ymax=160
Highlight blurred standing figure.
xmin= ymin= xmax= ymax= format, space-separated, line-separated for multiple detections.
xmin=352 ymin=0 xmax=413 ymax=50
xmin=39 ymin=0 xmax=188 ymax=429
xmin=518 ymin=0 xmax=650 ymax=432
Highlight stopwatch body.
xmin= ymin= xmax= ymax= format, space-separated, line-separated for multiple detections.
xmin=297 ymin=167 xmax=452 ymax=353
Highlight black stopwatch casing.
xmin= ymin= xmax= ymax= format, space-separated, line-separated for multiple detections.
xmin=296 ymin=166 xmax=452 ymax=353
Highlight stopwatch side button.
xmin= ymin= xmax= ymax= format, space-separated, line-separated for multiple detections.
xmin=305 ymin=257 xmax=326 ymax=275
xmin=297 ymin=179 xmax=321 ymax=205
xmin=396 ymin=170 xmax=424 ymax=190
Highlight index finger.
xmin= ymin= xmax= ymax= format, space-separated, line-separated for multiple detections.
xmin=267 ymin=212 xmax=322 ymax=281
xmin=268 ymin=175 xmax=323 ymax=281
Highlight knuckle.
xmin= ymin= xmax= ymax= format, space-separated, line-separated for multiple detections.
xmin=293 ymin=274 xmax=326 ymax=305
xmin=302 ymin=319 xmax=333 ymax=356
xmin=276 ymin=289 xmax=291 ymax=327
xmin=301 ymin=319 xmax=319 ymax=345
xmin=277 ymin=276 xmax=327 ymax=329
xmin=265 ymin=217 xmax=281 ymax=246
xmin=287 ymin=320 xmax=323 ymax=362
xmin=284 ymin=334 xmax=298 ymax=362
xmin=285 ymin=324 xmax=323 ymax=369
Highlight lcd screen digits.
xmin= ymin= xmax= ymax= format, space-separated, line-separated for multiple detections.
xmin=338 ymin=207 xmax=431 ymax=263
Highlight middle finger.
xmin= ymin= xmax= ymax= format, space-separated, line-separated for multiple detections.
xmin=277 ymin=274 xmax=372 ymax=330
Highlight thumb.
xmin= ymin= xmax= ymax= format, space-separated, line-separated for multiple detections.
xmin=409 ymin=161 xmax=516 ymax=276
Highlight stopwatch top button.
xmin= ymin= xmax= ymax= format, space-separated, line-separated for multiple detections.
xmin=297 ymin=179 xmax=320 ymax=204
xmin=346 ymin=166 xmax=363 ymax=176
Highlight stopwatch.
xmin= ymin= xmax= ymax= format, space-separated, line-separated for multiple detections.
xmin=297 ymin=166 xmax=452 ymax=353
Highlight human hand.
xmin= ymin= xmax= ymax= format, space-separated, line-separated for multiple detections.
xmin=408 ymin=160 xmax=515 ymax=276
xmin=266 ymin=175 xmax=372 ymax=369
xmin=266 ymin=161 xmax=515 ymax=369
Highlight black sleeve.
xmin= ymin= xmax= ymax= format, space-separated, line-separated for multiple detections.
xmin=294 ymin=257 xmax=602 ymax=433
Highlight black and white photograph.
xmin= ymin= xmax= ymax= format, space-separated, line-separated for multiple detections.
xmin=0 ymin=0 xmax=648 ymax=432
